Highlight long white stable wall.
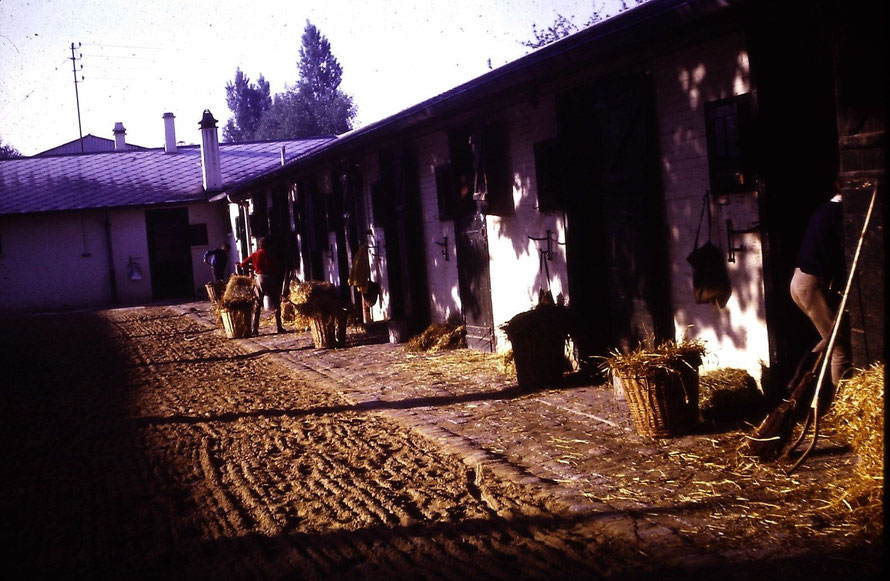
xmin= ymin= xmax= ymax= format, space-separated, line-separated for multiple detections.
xmin=412 ymin=98 xmax=569 ymax=351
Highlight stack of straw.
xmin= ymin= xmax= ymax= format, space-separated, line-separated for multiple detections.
xmin=406 ymin=317 xmax=467 ymax=352
xmin=822 ymin=363 xmax=884 ymax=535
xmin=289 ymin=280 xmax=345 ymax=321
xmin=219 ymin=275 xmax=255 ymax=309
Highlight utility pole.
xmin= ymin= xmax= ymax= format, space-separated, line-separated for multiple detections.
xmin=70 ymin=42 xmax=84 ymax=153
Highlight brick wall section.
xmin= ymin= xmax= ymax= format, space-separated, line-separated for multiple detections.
xmin=486 ymin=98 xmax=567 ymax=350
xmin=653 ymin=32 xmax=770 ymax=382
xmin=415 ymin=132 xmax=461 ymax=322
xmin=410 ymin=99 xmax=569 ymax=351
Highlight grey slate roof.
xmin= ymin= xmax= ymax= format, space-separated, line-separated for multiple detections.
xmin=0 ymin=137 xmax=335 ymax=215
xmin=35 ymin=134 xmax=147 ymax=156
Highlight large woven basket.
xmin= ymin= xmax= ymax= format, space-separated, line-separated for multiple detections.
xmin=220 ymin=305 xmax=254 ymax=339
xmin=508 ymin=331 xmax=565 ymax=390
xmin=309 ymin=316 xmax=337 ymax=349
xmin=205 ymin=281 xmax=227 ymax=303
xmin=617 ymin=364 xmax=699 ymax=437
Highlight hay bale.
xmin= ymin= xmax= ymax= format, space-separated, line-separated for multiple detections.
xmin=822 ymin=363 xmax=884 ymax=535
xmin=699 ymin=368 xmax=765 ymax=424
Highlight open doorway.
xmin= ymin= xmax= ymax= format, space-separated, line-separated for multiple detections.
xmin=146 ymin=207 xmax=194 ymax=300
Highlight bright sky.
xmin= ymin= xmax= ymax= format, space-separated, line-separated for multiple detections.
xmin=1 ymin=0 xmax=629 ymax=156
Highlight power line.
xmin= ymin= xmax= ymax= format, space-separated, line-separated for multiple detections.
xmin=80 ymin=42 xmax=161 ymax=51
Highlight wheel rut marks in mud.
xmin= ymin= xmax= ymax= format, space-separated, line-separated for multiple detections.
xmin=1 ymin=306 xmax=627 ymax=579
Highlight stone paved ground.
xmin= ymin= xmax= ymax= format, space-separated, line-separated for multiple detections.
xmin=178 ymin=300 xmax=883 ymax=578
xmin=1 ymin=302 xmax=881 ymax=579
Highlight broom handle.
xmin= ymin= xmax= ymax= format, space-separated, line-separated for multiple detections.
xmin=810 ymin=181 xmax=879 ymax=409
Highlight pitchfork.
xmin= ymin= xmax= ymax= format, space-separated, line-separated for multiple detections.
xmin=786 ymin=181 xmax=879 ymax=473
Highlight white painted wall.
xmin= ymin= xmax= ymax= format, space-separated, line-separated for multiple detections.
xmin=653 ymin=32 xmax=769 ymax=383
xmin=188 ymin=201 xmax=233 ymax=293
xmin=110 ymin=207 xmax=153 ymax=305
xmin=359 ymin=151 xmax=394 ymax=323
xmin=485 ymin=98 xmax=568 ymax=350
xmin=0 ymin=200 xmax=231 ymax=312
xmin=0 ymin=211 xmax=112 ymax=312
xmin=415 ymin=131 xmax=461 ymax=323
xmin=410 ymin=98 xmax=569 ymax=352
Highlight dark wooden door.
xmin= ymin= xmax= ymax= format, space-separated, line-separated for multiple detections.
xmin=454 ymin=209 xmax=495 ymax=351
xmin=145 ymin=207 xmax=194 ymax=299
xmin=559 ymin=73 xmax=671 ymax=358
xmin=746 ymin=10 xmax=840 ymax=396
xmin=375 ymin=148 xmax=431 ymax=333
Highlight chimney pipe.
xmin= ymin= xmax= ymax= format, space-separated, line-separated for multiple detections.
xmin=163 ymin=112 xmax=177 ymax=153
xmin=113 ymin=122 xmax=127 ymax=150
xmin=199 ymin=109 xmax=222 ymax=191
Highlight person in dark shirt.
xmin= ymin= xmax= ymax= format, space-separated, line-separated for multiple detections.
xmin=203 ymin=243 xmax=230 ymax=281
xmin=789 ymin=181 xmax=850 ymax=386
xmin=239 ymin=237 xmax=286 ymax=335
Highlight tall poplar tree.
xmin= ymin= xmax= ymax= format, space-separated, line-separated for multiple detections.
xmin=256 ymin=21 xmax=356 ymax=139
xmin=223 ymin=68 xmax=271 ymax=142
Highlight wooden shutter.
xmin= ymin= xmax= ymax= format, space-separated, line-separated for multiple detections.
xmin=434 ymin=164 xmax=456 ymax=221
xmin=534 ymin=138 xmax=563 ymax=212
xmin=479 ymin=123 xmax=513 ymax=216
xmin=705 ymin=93 xmax=755 ymax=194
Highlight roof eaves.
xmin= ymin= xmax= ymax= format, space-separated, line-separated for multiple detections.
xmin=214 ymin=137 xmax=339 ymax=200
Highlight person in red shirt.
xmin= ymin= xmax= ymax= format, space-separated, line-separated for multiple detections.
xmin=239 ymin=237 xmax=286 ymax=335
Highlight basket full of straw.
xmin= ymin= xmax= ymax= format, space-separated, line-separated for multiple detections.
xmin=217 ymin=275 xmax=256 ymax=338
xmin=603 ymin=339 xmax=706 ymax=437
xmin=501 ymin=303 xmax=573 ymax=391
xmin=205 ymin=280 xmax=227 ymax=304
xmin=289 ymin=280 xmax=347 ymax=348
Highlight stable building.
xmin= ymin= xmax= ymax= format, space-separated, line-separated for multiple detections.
xmin=0 ymin=112 xmax=334 ymax=312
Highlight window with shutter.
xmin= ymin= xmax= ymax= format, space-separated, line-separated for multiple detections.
xmin=705 ymin=93 xmax=755 ymax=194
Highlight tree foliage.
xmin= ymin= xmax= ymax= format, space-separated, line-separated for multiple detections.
xmin=223 ymin=68 xmax=271 ymax=142
xmin=522 ymin=1 xmax=646 ymax=49
xmin=0 ymin=135 xmax=22 ymax=159
xmin=224 ymin=21 xmax=355 ymax=142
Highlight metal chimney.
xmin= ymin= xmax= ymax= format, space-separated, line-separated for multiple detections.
xmin=112 ymin=122 xmax=127 ymax=150
xmin=199 ymin=109 xmax=222 ymax=191
xmin=162 ymin=112 xmax=177 ymax=153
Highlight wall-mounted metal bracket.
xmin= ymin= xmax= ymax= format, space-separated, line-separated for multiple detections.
xmin=434 ymin=236 xmax=449 ymax=261
xmin=726 ymin=219 xmax=760 ymax=263
xmin=528 ymin=229 xmax=564 ymax=261
xmin=366 ymin=230 xmax=380 ymax=257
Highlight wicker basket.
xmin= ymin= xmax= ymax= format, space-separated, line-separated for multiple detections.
xmin=617 ymin=364 xmax=700 ymax=437
xmin=205 ymin=281 xmax=227 ymax=303
xmin=509 ymin=331 xmax=565 ymax=390
xmin=309 ymin=317 xmax=337 ymax=349
xmin=502 ymin=305 xmax=570 ymax=391
xmin=220 ymin=305 xmax=254 ymax=339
